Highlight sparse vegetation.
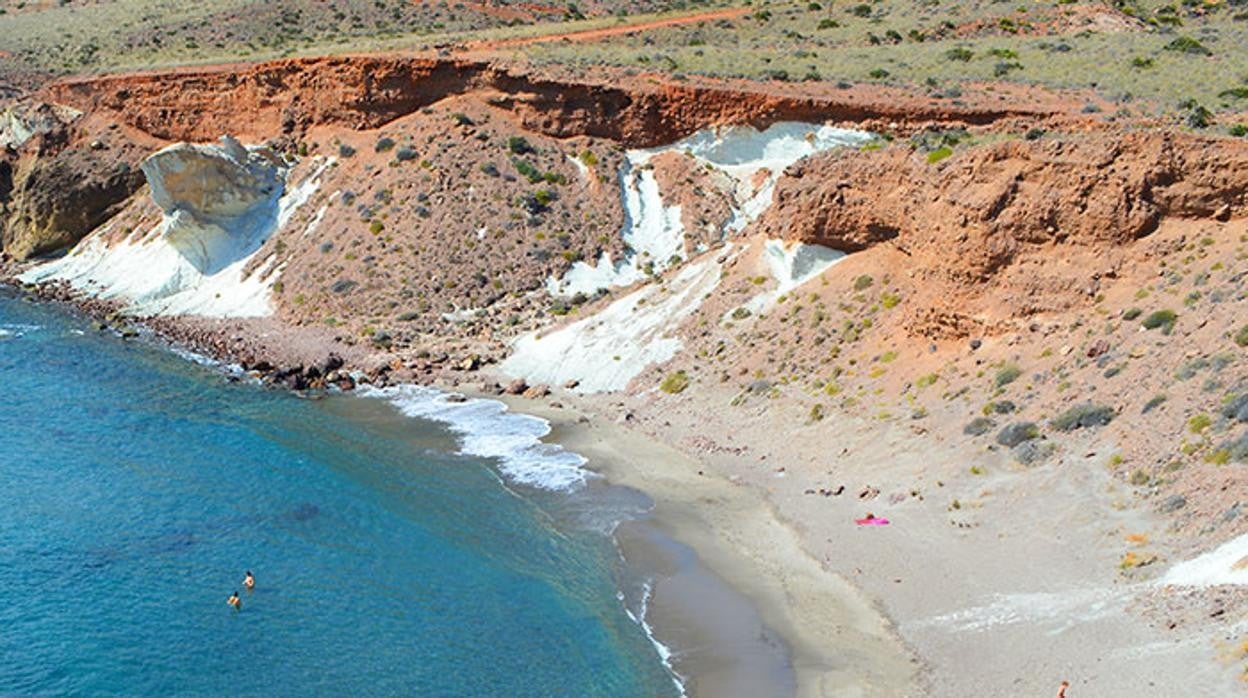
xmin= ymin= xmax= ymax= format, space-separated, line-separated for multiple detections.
xmin=992 ymin=363 xmax=1021 ymax=390
xmin=1141 ymin=309 xmax=1177 ymax=334
xmin=1051 ymin=403 xmax=1115 ymax=432
xmin=660 ymin=370 xmax=690 ymax=394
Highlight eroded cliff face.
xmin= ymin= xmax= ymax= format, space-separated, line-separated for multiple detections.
xmin=42 ymin=56 xmax=1072 ymax=147
xmin=757 ymin=131 xmax=1248 ymax=338
xmin=0 ymin=104 xmax=156 ymax=261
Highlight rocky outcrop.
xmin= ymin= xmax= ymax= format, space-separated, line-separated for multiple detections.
xmin=758 ymin=131 xmax=1248 ymax=337
xmin=144 ymin=136 xmax=283 ymax=224
xmin=0 ymin=102 xmax=150 ymax=261
xmin=2 ymin=142 xmax=146 ymax=260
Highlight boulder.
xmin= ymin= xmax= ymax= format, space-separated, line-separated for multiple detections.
xmin=504 ymin=378 xmax=528 ymax=395
xmin=522 ymin=384 xmax=551 ymax=399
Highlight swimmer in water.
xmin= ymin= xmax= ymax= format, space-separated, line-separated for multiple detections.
xmin=243 ymin=571 xmax=255 ymax=591
xmin=227 ymin=592 xmax=241 ymax=611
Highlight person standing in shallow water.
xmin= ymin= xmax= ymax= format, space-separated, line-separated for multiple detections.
xmin=243 ymin=571 xmax=255 ymax=591
xmin=227 ymin=592 xmax=241 ymax=611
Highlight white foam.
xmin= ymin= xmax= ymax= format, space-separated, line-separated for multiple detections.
xmin=360 ymin=384 xmax=590 ymax=492
xmin=1159 ymin=532 xmax=1248 ymax=587
xmin=506 ymin=253 xmax=725 ymax=393
xmin=21 ymin=156 xmax=332 ymax=318
xmin=547 ymin=123 xmax=868 ymax=297
xmin=621 ymin=582 xmax=688 ymax=697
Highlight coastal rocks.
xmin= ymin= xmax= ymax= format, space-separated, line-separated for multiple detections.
xmin=522 ymin=383 xmax=551 ymax=399
xmin=504 ymin=378 xmax=529 ymax=395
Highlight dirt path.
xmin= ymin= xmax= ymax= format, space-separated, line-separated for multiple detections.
xmin=467 ymin=6 xmax=750 ymax=50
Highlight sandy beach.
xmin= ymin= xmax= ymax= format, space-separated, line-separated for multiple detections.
xmin=490 ymin=392 xmax=920 ymax=696
xmin=483 ymin=384 xmax=1243 ymax=697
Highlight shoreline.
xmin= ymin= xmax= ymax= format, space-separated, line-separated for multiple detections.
xmin=487 ymin=392 xmax=921 ymax=696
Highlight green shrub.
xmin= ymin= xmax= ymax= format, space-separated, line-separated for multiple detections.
xmin=868 ymin=68 xmax=890 ymax=79
xmin=512 ymin=158 xmax=543 ymax=183
xmin=993 ymin=363 xmax=1022 ymax=389
xmin=1142 ymin=394 xmax=1167 ymax=414
xmin=1141 ymin=309 xmax=1177 ymax=334
xmin=963 ymin=416 xmax=995 ymax=436
xmin=660 ymin=371 xmax=690 ymax=394
xmin=996 ymin=421 xmax=1039 ymax=448
xmin=1188 ymin=413 xmax=1212 ymax=434
xmin=853 ymin=274 xmax=873 ymax=291
xmin=508 ymin=136 xmax=534 ymax=155
xmin=915 ymin=372 xmax=939 ymax=389
xmin=945 ymin=47 xmax=974 ymax=62
xmin=374 ymin=137 xmax=395 ymax=152
xmin=809 ymin=403 xmax=826 ymax=422
xmin=1235 ymin=325 xmax=1248 ymax=347
xmin=368 ymin=220 xmax=384 ymax=234
xmin=927 ymin=146 xmax=953 ymax=164
xmin=1231 ymin=125 xmax=1248 ymax=137
xmin=1051 ymin=403 xmax=1115 ymax=431
xmin=1130 ymin=56 xmax=1154 ymax=69
xmin=1121 ymin=307 xmax=1142 ymax=321
xmin=1164 ymin=36 xmax=1211 ymax=56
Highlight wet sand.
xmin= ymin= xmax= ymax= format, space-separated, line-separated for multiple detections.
xmin=505 ymin=396 xmax=920 ymax=697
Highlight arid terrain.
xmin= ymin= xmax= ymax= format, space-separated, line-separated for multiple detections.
xmin=5 ymin=1 xmax=1248 ymax=695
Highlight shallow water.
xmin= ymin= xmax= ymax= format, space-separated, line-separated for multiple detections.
xmin=0 ymin=289 xmax=679 ymax=696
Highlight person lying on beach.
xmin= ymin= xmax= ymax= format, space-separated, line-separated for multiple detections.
xmin=228 ymin=592 xmax=241 ymax=611
xmin=1057 ymin=680 xmax=1069 ymax=697
xmin=243 ymin=571 xmax=255 ymax=590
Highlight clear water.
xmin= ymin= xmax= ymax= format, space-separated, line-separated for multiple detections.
xmin=0 ymin=289 xmax=679 ymax=697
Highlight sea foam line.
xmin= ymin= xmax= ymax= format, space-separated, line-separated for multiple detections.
xmin=359 ymin=384 xmax=590 ymax=492
xmin=621 ymin=581 xmax=688 ymax=697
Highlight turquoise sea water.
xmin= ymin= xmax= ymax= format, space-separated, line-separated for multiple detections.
xmin=0 ymin=289 xmax=680 ymax=696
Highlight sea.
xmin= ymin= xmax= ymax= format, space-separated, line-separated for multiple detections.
xmin=0 ymin=287 xmax=686 ymax=696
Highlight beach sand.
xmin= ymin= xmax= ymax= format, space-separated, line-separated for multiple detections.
xmin=490 ymin=386 xmax=1241 ymax=697
xmin=499 ymin=394 xmax=921 ymax=697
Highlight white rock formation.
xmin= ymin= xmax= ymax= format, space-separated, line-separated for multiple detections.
xmin=22 ymin=136 xmax=329 ymax=317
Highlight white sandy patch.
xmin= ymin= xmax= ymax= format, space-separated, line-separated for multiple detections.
xmin=507 ymin=253 xmax=726 ymax=393
xmin=1159 ymin=532 xmax=1248 ymax=587
xmin=568 ymin=153 xmax=591 ymax=181
xmin=918 ymin=586 xmax=1129 ymax=634
xmin=22 ymin=156 xmax=332 ymax=318
xmin=731 ymin=239 xmax=846 ymax=318
xmin=547 ymin=123 xmax=870 ymax=298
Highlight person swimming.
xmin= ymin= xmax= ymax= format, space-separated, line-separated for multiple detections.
xmin=227 ymin=592 xmax=241 ymax=611
xmin=243 ymin=571 xmax=255 ymax=591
